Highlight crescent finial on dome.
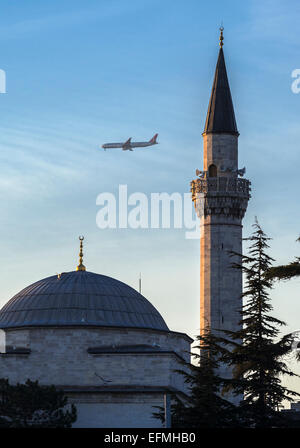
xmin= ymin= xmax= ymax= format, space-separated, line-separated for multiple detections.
xmin=76 ymin=236 xmax=86 ymax=271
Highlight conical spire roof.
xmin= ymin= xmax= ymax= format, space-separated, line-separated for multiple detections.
xmin=203 ymin=39 xmax=238 ymax=136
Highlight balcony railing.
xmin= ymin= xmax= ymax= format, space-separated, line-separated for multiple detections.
xmin=190 ymin=177 xmax=251 ymax=198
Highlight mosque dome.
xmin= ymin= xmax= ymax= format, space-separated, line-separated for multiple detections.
xmin=0 ymin=270 xmax=168 ymax=331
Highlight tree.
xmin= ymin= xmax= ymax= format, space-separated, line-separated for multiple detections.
xmin=0 ymin=379 xmax=77 ymax=428
xmin=265 ymin=237 xmax=300 ymax=365
xmin=266 ymin=237 xmax=300 ymax=281
xmin=222 ymin=220 xmax=299 ymax=427
xmin=154 ymin=330 xmax=238 ymax=428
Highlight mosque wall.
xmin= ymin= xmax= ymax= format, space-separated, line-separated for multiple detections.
xmin=0 ymin=326 xmax=191 ymax=427
xmin=69 ymin=392 xmax=164 ymax=428
xmin=0 ymin=326 xmax=191 ymax=390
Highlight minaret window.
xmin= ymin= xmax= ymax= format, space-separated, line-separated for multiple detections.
xmin=208 ymin=164 xmax=217 ymax=177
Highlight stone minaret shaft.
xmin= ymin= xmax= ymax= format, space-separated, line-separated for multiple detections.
xmin=191 ymin=31 xmax=251 ymax=341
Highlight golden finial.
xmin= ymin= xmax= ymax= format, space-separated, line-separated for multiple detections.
xmin=219 ymin=26 xmax=224 ymax=48
xmin=76 ymin=236 xmax=86 ymax=271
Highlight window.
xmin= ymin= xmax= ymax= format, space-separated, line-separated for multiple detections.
xmin=208 ymin=164 xmax=217 ymax=177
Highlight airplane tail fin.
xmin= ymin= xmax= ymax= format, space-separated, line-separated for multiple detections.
xmin=122 ymin=137 xmax=132 ymax=149
xmin=149 ymin=133 xmax=158 ymax=144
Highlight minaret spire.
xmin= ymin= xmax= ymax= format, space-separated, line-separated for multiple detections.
xmin=203 ymin=27 xmax=238 ymax=136
xmin=76 ymin=236 xmax=86 ymax=271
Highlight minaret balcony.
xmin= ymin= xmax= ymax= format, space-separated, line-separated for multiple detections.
xmin=190 ymin=176 xmax=251 ymax=219
xmin=190 ymin=176 xmax=251 ymax=200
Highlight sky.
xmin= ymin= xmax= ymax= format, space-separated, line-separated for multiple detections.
xmin=0 ymin=0 xmax=300 ymax=402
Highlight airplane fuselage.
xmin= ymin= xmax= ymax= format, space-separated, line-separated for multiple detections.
xmin=102 ymin=142 xmax=156 ymax=149
xmin=101 ymin=134 xmax=158 ymax=151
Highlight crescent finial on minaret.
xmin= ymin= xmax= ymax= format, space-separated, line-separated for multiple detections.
xmin=219 ymin=26 xmax=224 ymax=48
xmin=76 ymin=236 xmax=86 ymax=271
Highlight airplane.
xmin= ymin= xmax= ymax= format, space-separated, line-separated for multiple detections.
xmin=101 ymin=134 xmax=158 ymax=151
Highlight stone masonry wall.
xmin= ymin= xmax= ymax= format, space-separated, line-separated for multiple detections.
xmin=0 ymin=327 xmax=190 ymax=390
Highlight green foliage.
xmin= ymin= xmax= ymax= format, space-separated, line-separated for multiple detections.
xmin=154 ymin=221 xmax=299 ymax=428
xmin=175 ymin=332 xmax=238 ymax=427
xmin=265 ymin=237 xmax=300 ymax=281
xmin=152 ymin=393 xmax=188 ymax=427
xmin=0 ymin=379 xmax=77 ymax=428
xmin=154 ymin=331 xmax=239 ymax=428
xmin=222 ymin=220 xmax=299 ymax=427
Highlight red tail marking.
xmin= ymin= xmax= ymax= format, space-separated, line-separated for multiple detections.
xmin=149 ymin=133 xmax=158 ymax=144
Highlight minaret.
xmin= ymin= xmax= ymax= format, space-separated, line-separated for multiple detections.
xmin=191 ymin=29 xmax=251 ymax=349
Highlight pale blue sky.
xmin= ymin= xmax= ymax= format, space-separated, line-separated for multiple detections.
xmin=0 ymin=0 xmax=300 ymax=399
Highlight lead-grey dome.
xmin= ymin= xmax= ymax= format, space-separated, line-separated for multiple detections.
xmin=0 ymin=271 xmax=168 ymax=331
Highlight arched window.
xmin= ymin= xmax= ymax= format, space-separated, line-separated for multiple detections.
xmin=208 ymin=164 xmax=217 ymax=177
